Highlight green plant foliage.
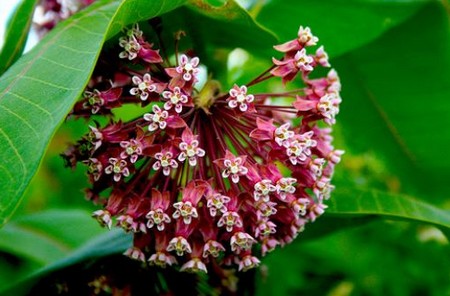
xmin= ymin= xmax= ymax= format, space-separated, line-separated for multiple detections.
xmin=0 ymin=0 xmax=449 ymax=294
xmin=1 ymin=227 xmax=131 ymax=295
xmin=256 ymin=0 xmax=429 ymax=58
xmin=335 ymin=1 xmax=450 ymax=183
xmin=185 ymin=0 xmax=276 ymax=55
xmin=0 ymin=0 xmax=187 ymax=227
xmin=0 ymin=209 xmax=107 ymax=265
xmin=257 ymin=220 xmax=450 ymax=296
xmin=328 ymin=188 xmax=450 ymax=230
xmin=0 ymin=0 xmax=38 ymax=74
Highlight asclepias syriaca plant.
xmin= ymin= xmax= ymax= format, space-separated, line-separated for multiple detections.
xmin=62 ymin=20 xmax=343 ymax=274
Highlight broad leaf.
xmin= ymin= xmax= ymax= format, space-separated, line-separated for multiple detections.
xmin=300 ymin=216 xmax=376 ymax=241
xmin=0 ymin=0 xmax=186 ymax=227
xmin=0 ymin=0 xmax=38 ymax=74
xmin=256 ymin=0 xmax=429 ymax=58
xmin=327 ymin=188 xmax=450 ymax=230
xmin=185 ymin=0 xmax=276 ymax=54
xmin=334 ymin=2 xmax=450 ymax=195
xmin=0 ymin=209 xmax=106 ymax=265
xmin=1 ymin=229 xmax=131 ymax=295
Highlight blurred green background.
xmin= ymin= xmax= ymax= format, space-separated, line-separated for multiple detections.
xmin=1 ymin=0 xmax=450 ymax=295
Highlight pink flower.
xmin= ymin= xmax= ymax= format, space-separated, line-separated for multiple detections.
xmin=249 ymin=117 xmax=277 ymax=143
xmin=146 ymin=189 xmax=172 ymax=231
xmin=152 ymin=148 xmax=178 ymax=176
xmin=162 ymin=87 xmax=191 ymax=113
xmin=217 ymin=210 xmax=243 ymax=232
xmin=315 ymin=45 xmax=330 ymax=67
xmin=273 ymin=26 xmax=319 ymax=53
xmin=104 ymin=158 xmax=130 ymax=182
xmin=227 ymin=84 xmax=255 ymax=112
xmin=180 ymin=258 xmax=208 ymax=273
xmin=33 ymin=0 xmax=94 ymax=35
xmin=172 ymin=180 xmax=207 ymax=224
xmin=271 ymin=49 xmax=314 ymax=83
xmin=130 ymin=73 xmax=165 ymax=101
xmin=253 ymin=179 xmax=276 ymax=202
xmin=214 ymin=150 xmax=249 ymax=184
xmin=178 ymin=128 xmax=206 ymax=166
xmin=167 ymin=236 xmax=192 ymax=256
xmin=119 ymin=25 xmax=163 ymax=63
xmin=238 ymin=255 xmax=260 ymax=272
xmin=143 ymin=105 xmax=169 ymax=131
xmin=203 ymin=240 xmax=226 ymax=258
xmin=92 ymin=210 xmax=112 ymax=229
xmin=148 ymin=232 xmax=178 ymax=267
xmin=166 ymin=54 xmax=200 ymax=90
xmin=230 ymin=232 xmax=256 ymax=254
xmin=77 ymin=88 xmax=122 ymax=115
xmin=124 ymin=247 xmax=146 ymax=262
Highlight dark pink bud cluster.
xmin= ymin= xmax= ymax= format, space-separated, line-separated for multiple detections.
xmin=33 ymin=0 xmax=95 ymax=35
xmin=63 ymin=24 xmax=343 ymax=273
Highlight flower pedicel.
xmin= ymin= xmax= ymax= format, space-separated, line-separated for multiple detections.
xmin=64 ymin=23 xmax=343 ymax=273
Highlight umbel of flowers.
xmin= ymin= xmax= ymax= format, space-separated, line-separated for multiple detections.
xmin=64 ymin=23 xmax=343 ymax=273
xmin=33 ymin=0 xmax=94 ymax=35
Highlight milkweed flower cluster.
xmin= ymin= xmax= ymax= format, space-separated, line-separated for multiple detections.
xmin=63 ymin=23 xmax=343 ymax=273
xmin=33 ymin=0 xmax=94 ymax=34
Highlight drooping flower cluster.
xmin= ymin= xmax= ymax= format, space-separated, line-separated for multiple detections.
xmin=33 ymin=0 xmax=94 ymax=35
xmin=64 ymin=23 xmax=343 ymax=273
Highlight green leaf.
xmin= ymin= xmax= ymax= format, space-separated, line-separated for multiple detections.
xmin=1 ymin=229 xmax=131 ymax=295
xmin=256 ymin=0 xmax=429 ymax=58
xmin=300 ymin=216 xmax=376 ymax=241
xmin=0 ymin=209 xmax=106 ymax=265
xmin=185 ymin=0 xmax=277 ymax=54
xmin=334 ymin=2 xmax=450 ymax=195
xmin=327 ymin=188 xmax=450 ymax=230
xmin=0 ymin=0 xmax=186 ymax=227
xmin=0 ymin=0 xmax=38 ymax=74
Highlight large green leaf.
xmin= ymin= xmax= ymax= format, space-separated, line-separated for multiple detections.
xmin=0 ymin=209 xmax=106 ymax=265
xmin=0 ymin=0 xmax=186 ymax=227
xmin=334 ymin=2 xmax=450 ymax=195
xmin=256 ymin=0 xmax=429 ymax=58
xmin=0 ymin=0 xmax=38 ymax=74
xmin=1 ymin=228 xmax=131 ymax=295
xmin=300 ymin=216 xmax=376 ymax=241
xmin=185 ymin=0 xmax=276 ymax=54
xmin=327 ymin=188 xmax=450 ymax=230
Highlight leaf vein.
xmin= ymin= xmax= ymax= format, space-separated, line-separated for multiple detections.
xmin=21 ymin=75 xmax=78 ymax=91
xmin=0 ymin=126 xmax=26 ymax=190
xmin=7 ymin=91 xmax=53 ymax=119
xmin=0 ymin=105 xmax=39 ymax=137
xmin=39 ymin=56 xmax=84 ymax=72
xmin=72 ymin=24 xmax=104 ymax=36
xmin=56 ymin=44 xmax=97 ymax=54
xmin=0 ymin=165 xmax=13 ymax=183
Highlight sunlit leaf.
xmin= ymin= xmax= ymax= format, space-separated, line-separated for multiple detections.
xmin=0 ymin=0 xmax=38 ymax=74
xmin=0 ymin=0 xmax=186 ymax=227
xmin=327 ymin=188 xmax=450 ymax=230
